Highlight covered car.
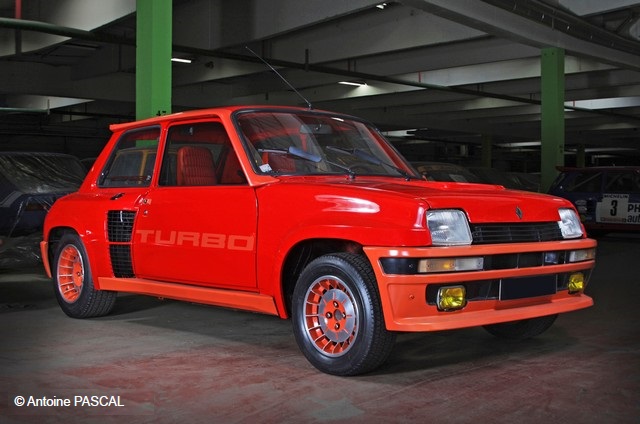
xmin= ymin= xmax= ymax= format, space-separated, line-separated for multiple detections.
xmin=412 ymin=161 xmax=482 ymax=183
xmin=0 ymin=152 xmax=85 ymax=267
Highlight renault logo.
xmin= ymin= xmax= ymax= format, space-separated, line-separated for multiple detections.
xmin=515 ymin=206 xmax=523 ymax=220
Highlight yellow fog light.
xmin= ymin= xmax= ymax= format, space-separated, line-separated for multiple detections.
xmin=437 ymin=286 xmax=467 ymax=311
xmin=568 ymin=273 xmax=585 ymax=294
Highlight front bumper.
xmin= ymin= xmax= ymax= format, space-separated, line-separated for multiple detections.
xmin=364 ymin=238 xmax=596 ymax=332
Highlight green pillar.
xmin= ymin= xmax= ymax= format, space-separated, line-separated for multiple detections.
xmin=136 ymin=0 xmax=172 ymax=120
xmin=481 ymin=134 xmax=492 ymax=168
xmin=540 ymin=47 xmax=565 ymax=192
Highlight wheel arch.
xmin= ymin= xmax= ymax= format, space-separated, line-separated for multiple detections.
xmin=44 ymin=226 xmax=109 ymax=288
xmin=279 ymin=238 xmax=366 ymax=317
xmin=43 ymin=226 xmax=79 ymax=276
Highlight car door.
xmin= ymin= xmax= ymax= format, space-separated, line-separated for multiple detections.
xmin=132 ymin=120 xmax=258 ymax=289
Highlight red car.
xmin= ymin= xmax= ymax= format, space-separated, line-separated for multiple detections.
xmin=41 ymin=106 xmax=596 ymax=375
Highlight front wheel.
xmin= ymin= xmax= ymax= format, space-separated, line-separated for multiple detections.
xmin=483 ymin=314 xmax=558 ymax=340
xmin=53 ymin=233 xmax=117 ymax=318
xmin=291 ymin=253 xmax=396 ymax=376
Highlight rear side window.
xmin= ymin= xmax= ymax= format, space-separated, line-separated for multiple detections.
xmin=99 ymin=127 xmax=160 ymax=187
xmin=558 ymin=171 xmax=603 ymax=193
xmin=603 ymin=171 xmax=640 ymax=194
xmin=555 ymin=169 xmax=640 ymax=195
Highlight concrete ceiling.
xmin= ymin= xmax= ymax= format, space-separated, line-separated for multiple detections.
xmin=1 ymin=0 xmax=639 ymax=168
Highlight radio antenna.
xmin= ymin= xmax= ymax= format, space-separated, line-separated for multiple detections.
xmin=245 ymin=46 xmax=313 ymax=110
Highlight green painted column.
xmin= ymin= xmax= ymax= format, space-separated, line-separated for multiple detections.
xmin=136 ymin=0 xmax=172 ymax=120
xmin=540 ymin=47 xmax=565 ymax=192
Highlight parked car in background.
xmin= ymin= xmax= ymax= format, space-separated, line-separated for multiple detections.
xmin=0 ymin=152 xmax=86 ymax=268
xmin=548 ymin=166 xmax=640 ymax=234
xmin=507 ymin=172 xmax=540 ymax=192
xmin=468 ymin=166 xmax=527 ymax=190
xmin=0 ymin=152 xmax=86 ymax=237
xmin=413 ymin=162 xmax=540 ymax=192
xmin=412 ymin=161 xmax=482 ymax=183
xmin=80 ymin=157 xmax=97 ymax=171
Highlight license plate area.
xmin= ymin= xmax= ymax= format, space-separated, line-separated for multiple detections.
xmin=500 ymin=275 xmax=557 ymax=300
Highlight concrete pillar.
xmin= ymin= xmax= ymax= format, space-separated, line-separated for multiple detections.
xmin=540 ymin=47 xmax=565 ymax=192
xmin=136 ymin=0 xmax=172 ymax=120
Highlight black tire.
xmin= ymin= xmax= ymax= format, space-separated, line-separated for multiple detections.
xmin=291 ymin=253 xmax=396 ymax=376
xmin=483 ymin=314 xmax=558 ymax=340
xmin=52 ymin=233 xmax=117 ymax=318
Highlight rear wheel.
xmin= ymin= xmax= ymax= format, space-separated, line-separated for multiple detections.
xmin=483 ymin=314 xmax=558 ymax=339
xmin=291 ymin=253 xmax=396 ymax=376
xmin=53 ymin=233 xmax=116 ymax=318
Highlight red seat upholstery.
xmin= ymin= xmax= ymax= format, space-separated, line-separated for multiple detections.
xmin=262 ymin=152 xmax=296 ymax=173
xmin=219 ymin=151 xmax=247 ymax=184
xmin=177 ymin=146 xmax=217 ymax=186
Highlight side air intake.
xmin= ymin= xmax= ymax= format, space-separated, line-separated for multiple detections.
xmin=107 ymin=210 xmax=136 ymax=277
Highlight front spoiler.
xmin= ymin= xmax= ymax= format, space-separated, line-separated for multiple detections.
xmin=365 ymin=238 xmax=597 ymax=332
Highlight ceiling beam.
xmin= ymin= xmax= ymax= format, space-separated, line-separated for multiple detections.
xmin=401 ymin=0 xmax=640 ymax=70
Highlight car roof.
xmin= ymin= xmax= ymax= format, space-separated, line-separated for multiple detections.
xmin=108 ymin=105 xmax=352 ymax=132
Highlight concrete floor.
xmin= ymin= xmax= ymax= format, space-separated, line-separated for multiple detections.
xmin=1 ymin=234 xmax=638 ymax=424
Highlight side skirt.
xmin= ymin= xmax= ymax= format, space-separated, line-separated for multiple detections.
xmin=98 ymin=277 xmax=279 ymax=316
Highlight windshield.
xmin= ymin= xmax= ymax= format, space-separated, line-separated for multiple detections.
xmin=235 ymin=110 xmax=418 ymax=179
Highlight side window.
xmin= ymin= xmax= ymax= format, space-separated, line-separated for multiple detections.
xmin=605 ymin=171 xmax=640 ymax=194
xmin=564 ymin=171 xmax=603 ymax=193
xmin=99 ymin=126 xmax=160 ymax=187
xmin=160 ymin=122 xmax=247 ymax=186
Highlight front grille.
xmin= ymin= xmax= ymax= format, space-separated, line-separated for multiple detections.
xmin=109 ymin=245 xmax=135 ymax=278
xmin=470 ymin=222 xmax=563 ymax=244
xmin=107 ymin=210 xmax=136 ymax=242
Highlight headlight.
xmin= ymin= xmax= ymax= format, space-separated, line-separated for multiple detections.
xmin=427 ymin=209 xmax=472 ymax=246
xmin=558 ymin=208 xmax=583 ymax=239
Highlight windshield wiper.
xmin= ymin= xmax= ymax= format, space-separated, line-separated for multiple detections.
xmin=324 ymin=159 xmax=357 ymax=179
xmin=326 ymin=146 xmax=415 ymax=181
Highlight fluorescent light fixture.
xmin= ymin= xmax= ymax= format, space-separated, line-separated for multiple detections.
xmin=338 ymin=81 xmax=367 ymax=87
xmin=497 ymin=141 xmax=541 ymax=148
xmin=582 ymin=147 xmax=637 ymax=153
xmin=383 ymin=130 xmax=417 ymax=137
xmin=567 ymin=96 xmax=640 ymax=110
xmin=171 ymin=57 xmax=192 ymax=64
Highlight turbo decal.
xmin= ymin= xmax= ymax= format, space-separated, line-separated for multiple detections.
xmin=136 ymin=230 xmax=255 ymax=250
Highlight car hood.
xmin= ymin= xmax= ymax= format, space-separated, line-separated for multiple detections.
xmin=275 ymin=177 xmax=571 ymax=224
